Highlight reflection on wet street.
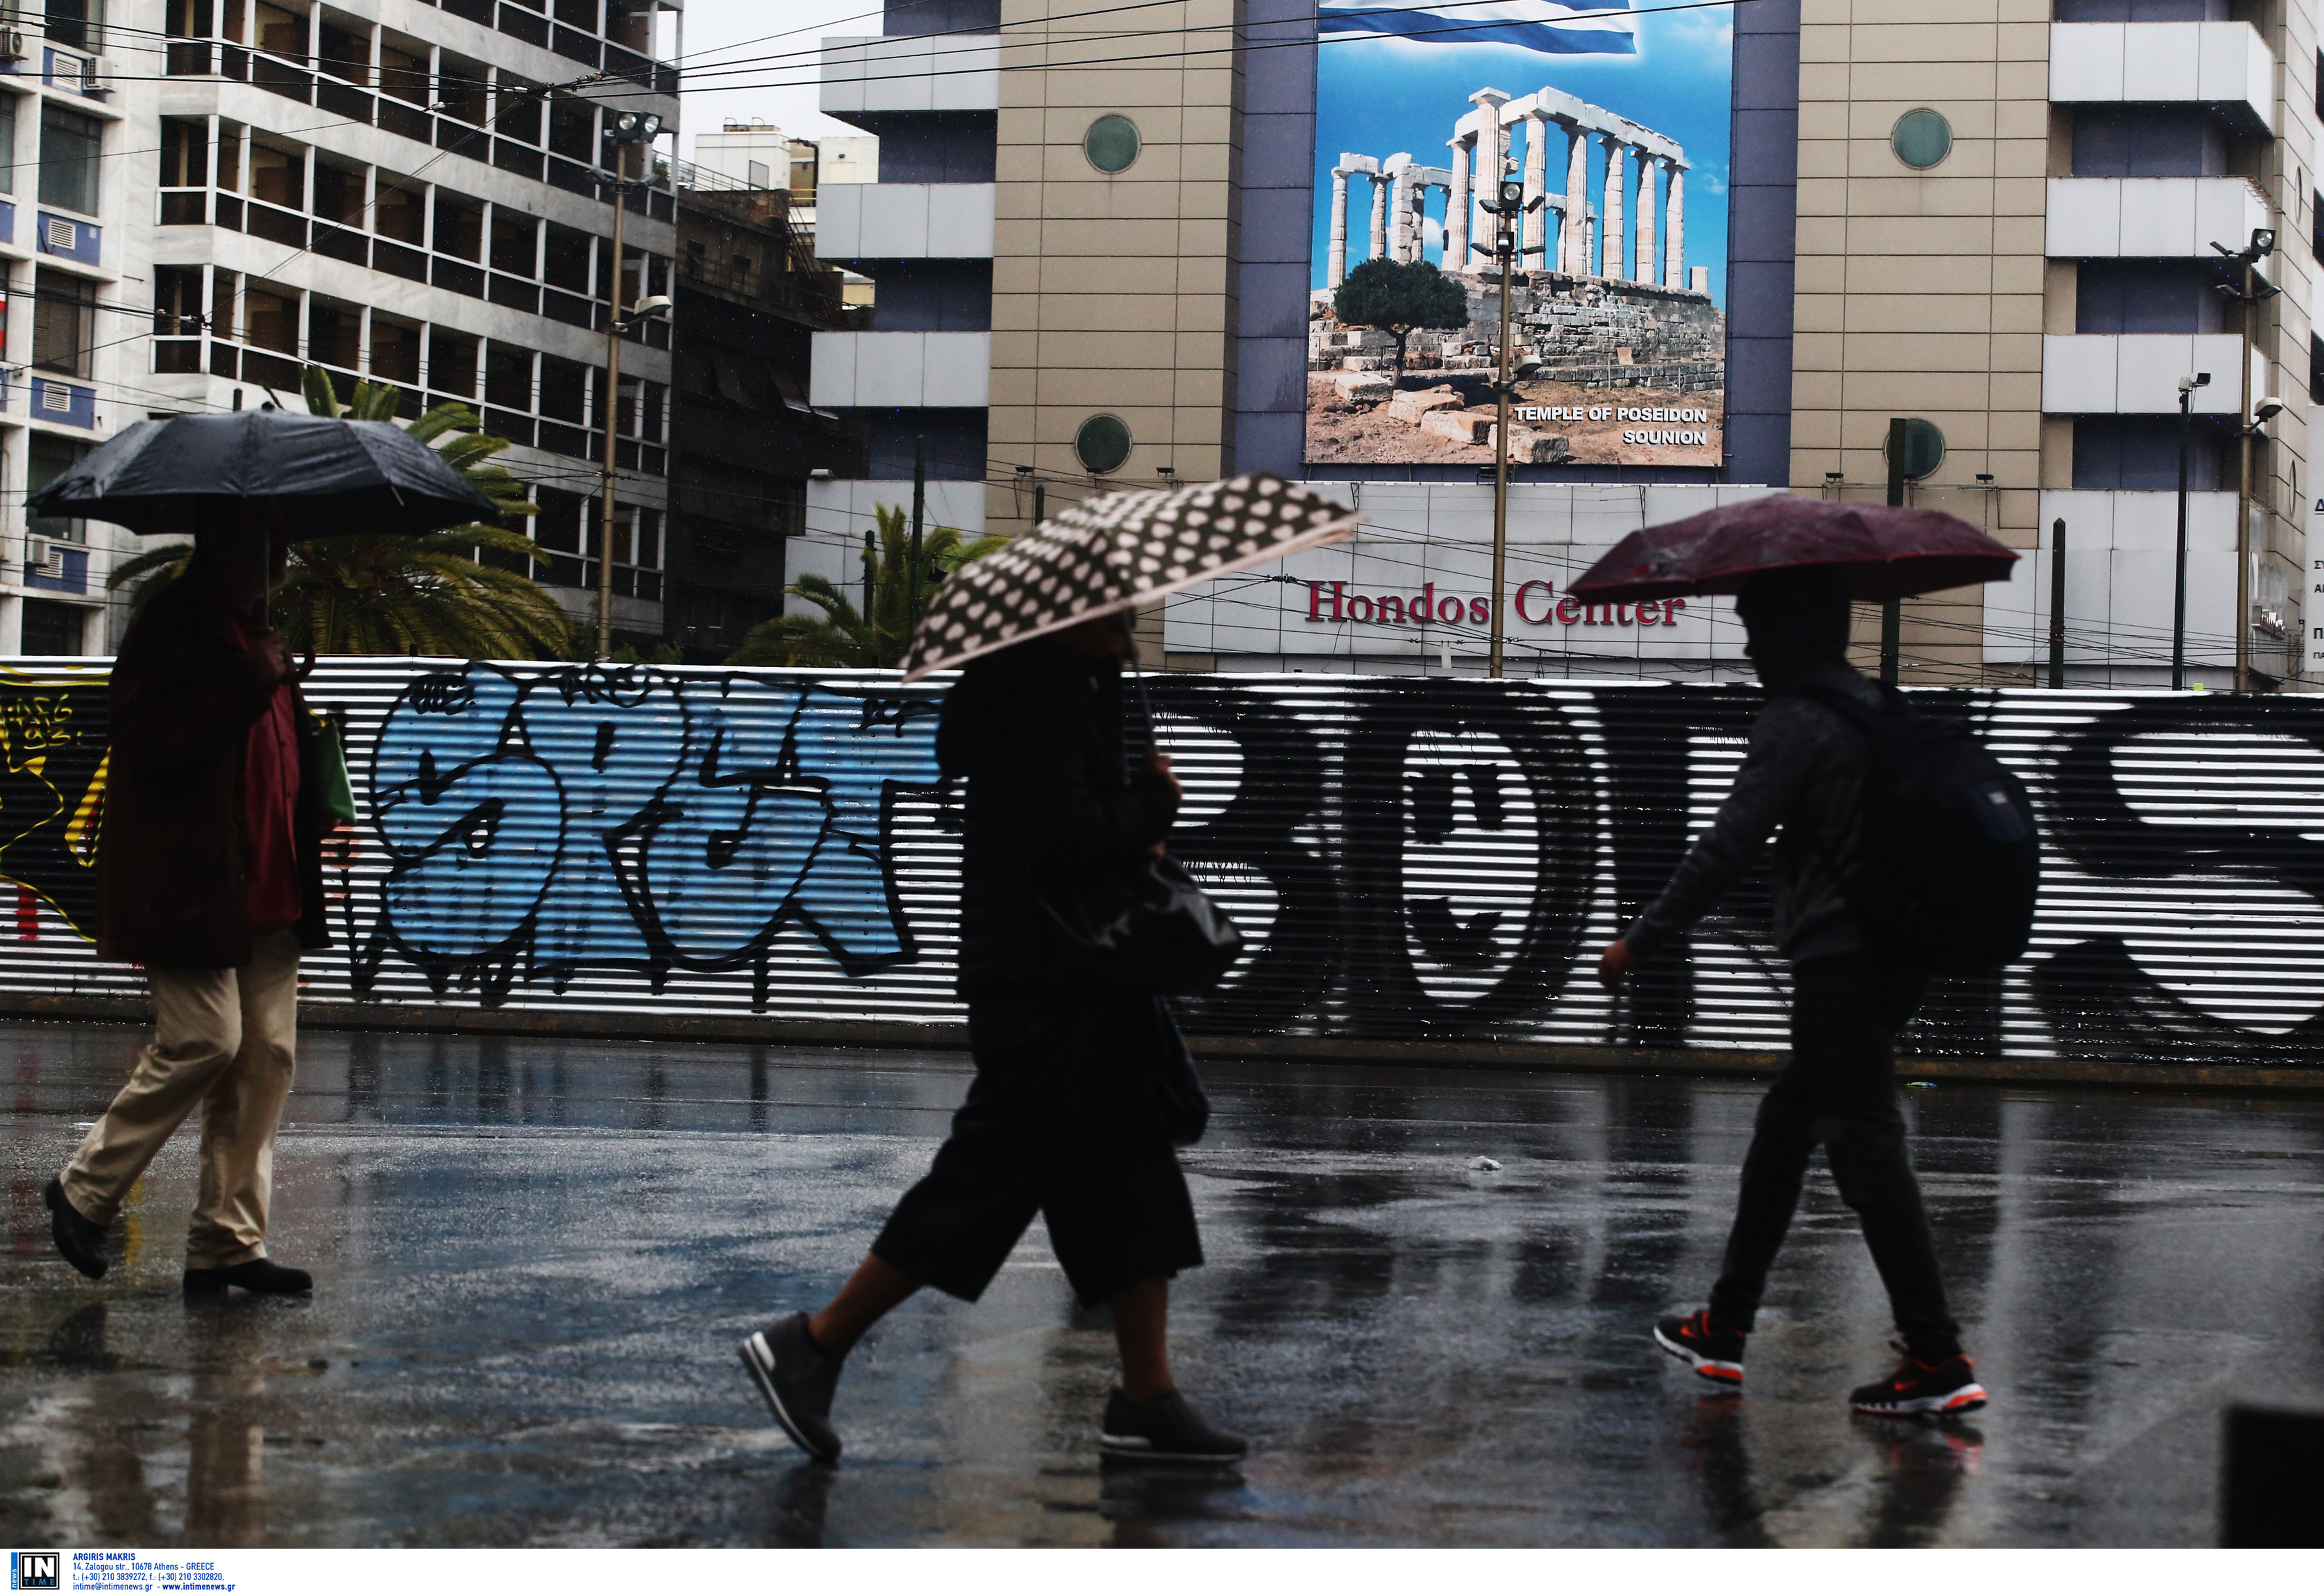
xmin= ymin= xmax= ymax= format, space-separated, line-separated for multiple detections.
xmin=3 ymin=1021 xmax=2319 ymax=1546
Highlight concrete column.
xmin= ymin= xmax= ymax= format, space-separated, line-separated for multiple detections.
xmin=1520 ymin=112 xmax=1548 ymax=261
xmin=1562 ymin=121 xmax=1588 ymax=275
xmin=1665 ymin=163 xmax=1686 ymax=289
xmin=1328 ymin=167 xmax=1351 ymax=288
xmin=1445 ymin=137 xmax=1471 ymax=268
xmin=1600 ymin=137 xmax=1625 ymax=279
xmin=1634 ymin=155 xmax=1656 ymax=285
xmin=1368 ymin=174 xmax=1386 ymax=263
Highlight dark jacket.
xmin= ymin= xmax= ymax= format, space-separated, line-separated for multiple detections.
xmin=1625 ymin=657 xmax=1877 ymax=965
xmin=939 ymin=639 xmax=1179 ymax=993
xmin=98 ymin=572 xmax=332 ymax=968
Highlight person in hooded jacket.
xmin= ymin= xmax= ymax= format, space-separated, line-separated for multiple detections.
xmin=738 ymin=609 xmax=1247 ymax=1466
xmin=1597 ymin=565 xmax=1986 ymax=1419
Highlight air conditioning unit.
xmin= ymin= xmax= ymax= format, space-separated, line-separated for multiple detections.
xmin=82 ymin=56 xmax=112 ymax=91
xmin=24 ymin=538 xmax=60 ymax=577
xmin=0 ymin=31 xmax=27 ymax=62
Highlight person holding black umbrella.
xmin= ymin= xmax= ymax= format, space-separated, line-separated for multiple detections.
xmin=1574 ymin=499 xmax=2030 ymax=1420
xmin=34 ymin=406 xmax=496 ymax=1296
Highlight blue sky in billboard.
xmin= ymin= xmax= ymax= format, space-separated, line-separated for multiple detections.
xmin=1310 ymin=1 xmax=1735 ymax=307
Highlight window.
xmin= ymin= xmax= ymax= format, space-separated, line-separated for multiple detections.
xmin=46 ymin=0 xmax=101 ymax=54
xmin=1074 ymin=414 xmax=1131 ymax=473
xmin=548 ymin=100 xmax=594 ymax=161
xmin=20 ymin=600 xmax=89 ymax=655
xmin=243 ymin=282 xmax=298 ymax=353
xmin=161 ymin=117 xmax=208 ymax=187
xmin=538 ymin=354 xmax=586 ymax=422
xmin=1082 ymin=114 xmax=1139 ymax=174
xmin=490 ymin=211 xmax=538 ymax=276
xmin=27 ymin=436 xmax=91 ymax=544
xmin=437 ymin=54 xmax=488 ymax=125
xmin=375 ymin=176 xmax=424 ymax=243
xmin=641 ymin=379 xmax=665 ymax=443
xmin=379 ymin=36 xmax=428 ymax=104
xmin=0 ymin=95 xmax=16 ymax=197
xmin=254 ymin=0 xmax=305 ymax=59
xmin=308 ymin=296 xmax=359 ymax=367
xmin=37 ymin=106 xmax=101 ymax=215
xmin=433 ymin=191 xmax=482 ymax=258
xmin=154 ymin=265 xmax=204 ymax=333
xmin=606 ymin=0 xmax=648 ymax=52
xmin=312 ymin=159 xmax=364 ymax=225
xmin=554 ymin=0 xmax=595 ymax=29
xmin=2311 ymin=333 xmax=2323 ymax=407
xmin=2070 ymin=106 xmax=2224 ymax=179
xmin=544 ymin=223 xmax=592 ymax=293
xmin=215 ymin=122 xmax=243 ymax=191
xmin=484 ymin=343 xmax=533 ymax=410
xmin=165 ymin=0 xmax=213 ymax=37
xmin=220 ymin=0 xmax=244 ymax=43
xmin=429 ymin=328 xmax=479 ymax=396
xmin=1889 ymin=108 xmax=1952 ymax=170
xmin=495 ymin=74 xmax=543 ymax=145
xmin=371 ymin=315 xmax=420 ymax=383
xmin=32 ymin=270 xmax=95 ymax=377
xmin=250 ymin=140 xmax=304 ymax=208
xmin=316 ymin=16 xmax=368 ymax=82
xmin=210 ymin=268 xmax=238 ymax=341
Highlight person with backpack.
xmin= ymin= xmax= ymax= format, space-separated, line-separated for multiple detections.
xmin=1597 ymin=564 xmax=2024 ymax=1418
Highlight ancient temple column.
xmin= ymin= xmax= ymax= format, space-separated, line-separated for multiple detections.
xmin=1385 ymin=157 xmax=1415 ymax=262
xmin=1600 ymin=136 xmax=1625 ymax=279
xmin=1368 ymin=174 xmax=1387 ymax=264
xmin=1665 ymin=163 xmax=1686 ymax=289
xmin=1562 ymin=121 xmax=1588 ymax=274
xmin=1328 ymin=166 xmax=1352 ymax=288
xmin=1634 ymin=155 xmax=1656 ymax=285
xmin=1445 ymin=136 xmax=1471 ymax=268
xmin=1520 ymin=111 xmax=1548 ymax=261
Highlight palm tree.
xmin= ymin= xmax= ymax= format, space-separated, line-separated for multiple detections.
xmin=728 ymin=503 xmax=1007 ymax=668
xmin=105 ymin=369 xmax=572 ymax=659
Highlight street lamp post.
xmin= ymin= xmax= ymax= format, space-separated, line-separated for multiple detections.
xmin=2211 ymin=226 xmax=2278 ymax=692
xmin=595 ymin=110 xmax=665 ymax=661
xmin=2173 ymin=371 xmax=2206 ymax=690
xmin=1476 ymin=172 xmax=1543 ymax=679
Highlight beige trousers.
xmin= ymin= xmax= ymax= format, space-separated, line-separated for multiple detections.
xmin=62 ymin=928 xmax=301 ymax=1268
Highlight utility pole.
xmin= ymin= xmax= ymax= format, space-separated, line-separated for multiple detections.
xmin=2049 ymin=516 xmax=2066 ymax=689
xmin=2213 ymin=226 xmax=2278 ymax=692
xmin=1882 ymin=416 xmax=1904 ymax=685
xmin=909 ymin=432 xmax=926 ymax=617
xmin=2173 ymin=373 xmax=2205 ymax=689
xmin=1478 ymin=169 xmax=1543 ymax=679
xmin=594 ymin=110 xmax=665 ymax=660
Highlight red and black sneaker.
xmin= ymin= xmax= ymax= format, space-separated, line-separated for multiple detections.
xmin=1849 ymin=1352 xmax=1988 ymax=1417
xmin=1654 ymin=1309 xmax=1746 ymax=1386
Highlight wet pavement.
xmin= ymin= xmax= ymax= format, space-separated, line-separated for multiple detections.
xmin=2 ymin=1020 xmax=2320 ymax=1547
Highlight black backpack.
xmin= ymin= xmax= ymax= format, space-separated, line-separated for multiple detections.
xmin=1790 ymin=683 xmax=2039 ymax=972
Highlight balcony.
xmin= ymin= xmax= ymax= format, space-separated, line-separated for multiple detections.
xmin=815 ymin=183 xmax=996 ymax=261
xmin=2049 ymin=22 xmax=2274 ymax=136
xmin=2041 ymin=333 xmax=2244 ymax=414
xmin=821 ymin=35 xmax=1000 ymax=117
xmin=2045 ymin=176 xmax=2269 ymax=258
xmin=809 ymin=331 xmax=990 ymax=408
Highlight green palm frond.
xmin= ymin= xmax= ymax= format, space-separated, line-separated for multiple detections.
xmin=726 ymin=504 xmax=1010 ymax=669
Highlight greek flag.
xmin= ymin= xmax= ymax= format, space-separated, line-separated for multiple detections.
xmin=1318 ymin=0 xmax=1637 ymax=54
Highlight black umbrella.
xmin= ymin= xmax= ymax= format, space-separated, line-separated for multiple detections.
xmin=25 ymin=408 xmax=496 ymax=537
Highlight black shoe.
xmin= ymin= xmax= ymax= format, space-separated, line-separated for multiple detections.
xmin=1850 ymin=1352 xmax=1988 ymax=1417
xmin=1099 ymin=1387 xmax=1248 ymax=1464
xmin=44 ymin=1177 xmax=107 ymax=1280
xmin=183 ymin=1260 xmax=313 ymax=1296
xmin=1654 ymin=1309 xmax=1746 ymax=1386
xmin=740 ymin=1313 xmax=843 ymax=1463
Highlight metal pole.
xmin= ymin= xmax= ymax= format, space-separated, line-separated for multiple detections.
xmin=2049 ymin=516 xmax=2066 ymax=689
xmin=909 ymin=432 xmax=926 ymax=618
xmin=1033 ymin=481 xmax=1045 ymax=531
xmin=2235 ymin=254 xmax=2255 ymax=694
xmin=861 ymin=527 xmax=875 ymax=619
xmin=2174 ymin=387 xmax=2191 ymax=690
xmin=1490 ymin=221 xmax=1513 ymax=679
xmin=1881 ymin=416 xmax=1904 ymax=685
xmin=595 ymin=140 xmax=631 ymax=662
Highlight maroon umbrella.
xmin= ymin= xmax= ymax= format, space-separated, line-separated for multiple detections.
xmin=1567 ymin=495 xmax=2018 ymax=604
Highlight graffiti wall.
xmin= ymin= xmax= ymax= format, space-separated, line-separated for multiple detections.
xmin=1 ymin=658 xmax=2322 ymax=1066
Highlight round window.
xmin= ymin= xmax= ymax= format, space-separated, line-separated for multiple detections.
xmin=1890 ymin=108 xmax=1952 ymax=170
xmin=1075 ymin=414 xmax=1133 ymax=473
xmin=1083 ymin=115 xmax=1141 ymax=174
xmin=1882 ymin=418 xmax=1947 ymax=480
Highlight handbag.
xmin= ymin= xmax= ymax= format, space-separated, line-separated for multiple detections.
xmin=1033 ymin=660 xmax=1242 ymax=996
xmin=303 ymin=708 xmax=358 ymax=826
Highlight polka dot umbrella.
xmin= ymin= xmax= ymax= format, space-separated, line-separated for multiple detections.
xmin=901 ymin=473 xmax=1360 ymax=681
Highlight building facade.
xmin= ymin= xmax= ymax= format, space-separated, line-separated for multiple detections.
xmin=799 ymin=0 xmax=2313 ymax=689
xmin=3 ymin=0 xmax=684 ymax=656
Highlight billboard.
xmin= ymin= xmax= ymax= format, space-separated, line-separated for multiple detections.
xmin=1306 ymin=0 xmax=1733 ymax=470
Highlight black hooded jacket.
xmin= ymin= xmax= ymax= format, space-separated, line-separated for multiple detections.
xmin=938 ymin=639 xmax=1180 ymax=993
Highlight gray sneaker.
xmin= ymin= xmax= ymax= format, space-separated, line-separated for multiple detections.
xmin=740 ymin=1312 xmax=843 ymax=1463
xmin=1099 ymin=1387 xmax=1248 ymax=1464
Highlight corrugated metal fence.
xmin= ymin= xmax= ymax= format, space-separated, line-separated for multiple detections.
xmin=3 ymin=658 xmax=2321 ymax=1067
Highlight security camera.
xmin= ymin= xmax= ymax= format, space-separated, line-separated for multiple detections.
xmin=2255 ymin=395 xmax=2287 ymax=422
xmin=2180 ymin=372 xmax=2212 ymax=391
